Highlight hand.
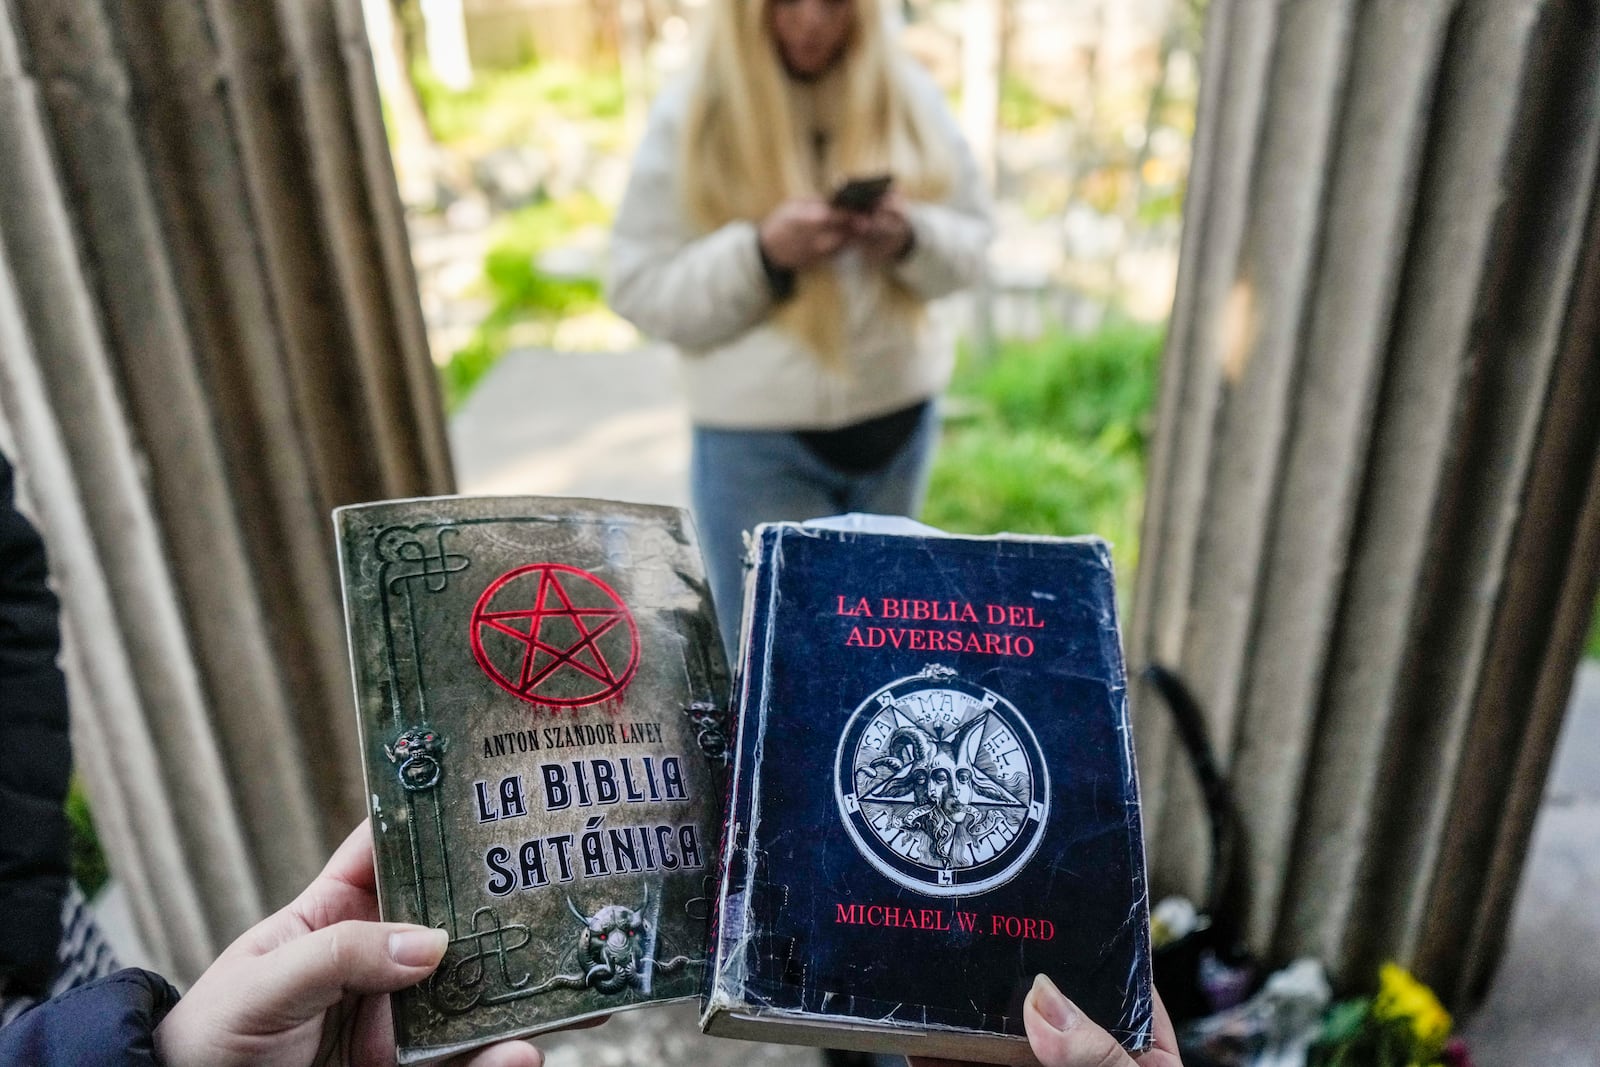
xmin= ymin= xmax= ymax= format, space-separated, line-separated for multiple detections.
xmin=758 ymin=198 xmax=850 ymax=270
xmin=846 ymin=194 xmax=915 ymax=266
xmin=909 ymin=976 xmax=1182 ymax=1067
xmin=154 ymin=821 xmax=544 ymax=1067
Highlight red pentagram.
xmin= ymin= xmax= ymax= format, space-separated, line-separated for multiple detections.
xmin=469 ymin=563 xmax=640 ymax=708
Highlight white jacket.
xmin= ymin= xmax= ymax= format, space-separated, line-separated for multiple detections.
xmin=606 ymin=69 xmax=993 ymax=431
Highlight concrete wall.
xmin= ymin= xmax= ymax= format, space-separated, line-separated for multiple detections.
xmin=1129 ymin=0 xmax=1600 ymax=1008
xmin=0 ymin=0 xmax=452 ymax=982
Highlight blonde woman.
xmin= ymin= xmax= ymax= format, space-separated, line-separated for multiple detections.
xmin=608 ymin=0 xmax=993 ymax=653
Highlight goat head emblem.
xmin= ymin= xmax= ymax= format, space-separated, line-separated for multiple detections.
xmin=859 ymin=708 xmax=1023 ymax=865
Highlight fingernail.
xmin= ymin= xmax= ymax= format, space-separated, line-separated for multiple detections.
xmin=389 ymin=927 xmax=448 ymax=967
xmin=1028 ymin=973 xmax=1078 ymax=1031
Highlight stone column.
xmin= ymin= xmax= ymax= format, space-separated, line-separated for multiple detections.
xmin=1129 ymin=0 xmax=1600 ymax=1007
xmin=0 ymin=0 xmax=451 ymax=982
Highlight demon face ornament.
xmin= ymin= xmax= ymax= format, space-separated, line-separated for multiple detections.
xmin=835 ymin=664 xmax=1049 ymax=897
xmin=565 ymin=889 xmax=652 ymax=995
xmin=386 ymin=726 xmax=445 ymax=791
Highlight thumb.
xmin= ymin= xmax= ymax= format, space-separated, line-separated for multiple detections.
xmin=247 ymin=922 xmax=448 ymax=1022
xmin=1022 ymin=974 xmax=1134 ymax=1067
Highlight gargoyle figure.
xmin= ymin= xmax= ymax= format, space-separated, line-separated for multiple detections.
xmin=861 ymin=708 xmax=1023 ymax=866
xmin=487 ymin=889 xmax=695 ymax=1000
xmin=565 ymin=888 xmax=661 ymax=995
xmin=385 ymin=726 xmax=444 ymax=791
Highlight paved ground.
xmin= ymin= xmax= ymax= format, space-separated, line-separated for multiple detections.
xmin=1460 ymin=660 xmax=1600 ymax=1065
xmin=536 ymin=1001 xmax=822 ymax=1067
xmin=452 ymin=346 xmax=689 ymax=508
xmin=452 ymin=346 xmax=1600 ymax=1065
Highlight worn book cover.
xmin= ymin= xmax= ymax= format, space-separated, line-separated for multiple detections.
xmin=702 ymin=519 xmax=1154 ymax=1063
xmin=336 ymin=497 xmax=730 ymax=1064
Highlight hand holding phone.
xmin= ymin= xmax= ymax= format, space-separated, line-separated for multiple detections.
xmin=829 ymin=174 xmax=894 ymax=213
xmin=836 ymin=181 xmax=913 ymax=265
xmin=759 ymin=199 xmax=851 ymax=270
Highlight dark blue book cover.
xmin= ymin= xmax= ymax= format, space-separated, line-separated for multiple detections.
xmin=702 ymin=520 xmax=1154 ymax=1063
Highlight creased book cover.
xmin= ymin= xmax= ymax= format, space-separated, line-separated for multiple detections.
xmin=336 ymin=497 xmax=730 ymax=1064
xmin=702 ymin=519 xmax=1154 ymax=1064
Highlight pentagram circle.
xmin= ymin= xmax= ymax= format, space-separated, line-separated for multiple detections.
xmin=469 ymin=563 xmax=640 ymax=708
xmin=834 ymin=668 xmax=1049 ymax=897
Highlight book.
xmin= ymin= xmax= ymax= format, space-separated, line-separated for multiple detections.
xmin=702 ymin=517 xmax=1154 ymax=1064
xmin=336 ymin=497 xmax=730 ymax=1064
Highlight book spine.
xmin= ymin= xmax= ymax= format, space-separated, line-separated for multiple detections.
xmin=334 ymin=508 xmax=390 ymax=917
xmin=1094 ymin=543 xmax=1156 ymax=1042
xmin=705 ymin=527 xmax=782 ymax=1010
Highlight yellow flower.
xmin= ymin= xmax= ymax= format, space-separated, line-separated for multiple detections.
xmin=1373 ymin=963 xmax=1452 ymax=1053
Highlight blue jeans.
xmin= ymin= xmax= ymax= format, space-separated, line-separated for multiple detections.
xmin=691 ymin=404 xmax=940 ymax=659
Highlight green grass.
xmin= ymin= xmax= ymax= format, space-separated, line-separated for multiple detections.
xmin=442 ymin=194 xmax=611 ymax=409
xmin=478 ymin=195 xmax=608 ymax=331
xmin=922 ymin=323 xmax=1164 ymax=586
xmin=1589 ymin=601 xmax=1600 ymax=660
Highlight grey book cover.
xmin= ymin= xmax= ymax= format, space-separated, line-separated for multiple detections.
xmin=336 ymin=497 xmax=729 ymax=1063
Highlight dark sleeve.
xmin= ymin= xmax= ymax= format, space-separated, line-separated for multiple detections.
xmin=0 ymin=452 xmax=72 ymax=995
xmin=0 ymin=969 xmax=181 ymax=1067
xmin=755 ymin=236 xmax=797 ymax=303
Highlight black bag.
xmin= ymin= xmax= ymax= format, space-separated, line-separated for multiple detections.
xmin=1143 ymin=664 xmax=1258 ymax=1024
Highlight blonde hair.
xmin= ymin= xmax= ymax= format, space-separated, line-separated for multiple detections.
xmin=680 ymin=0 xmax=953 ymax=367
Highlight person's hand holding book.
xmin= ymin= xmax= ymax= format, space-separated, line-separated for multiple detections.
xmin=910 ymin=977 xmax=1183 ymax=1067
xmin=153 ymin=821 xmax=554 ymax=1067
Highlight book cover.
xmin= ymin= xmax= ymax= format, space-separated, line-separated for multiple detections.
xmin=336 ymin=497 xmax=730 ymax=1064
xmin=703 ymin=520 xmax=1154 ymax=1063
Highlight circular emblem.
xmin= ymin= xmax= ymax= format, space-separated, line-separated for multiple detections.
xmin=834 ymin=664 xmax=1049 ymax=896
xmin=470 ymin=564 xmax=640 ymax=708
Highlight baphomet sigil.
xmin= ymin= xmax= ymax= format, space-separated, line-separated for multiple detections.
xmin=837 ymin=665 xmax=1049 ymax=896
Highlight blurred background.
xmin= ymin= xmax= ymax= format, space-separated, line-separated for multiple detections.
xmin=385 ymin=0 xmax=1194 ymax=597
xmin=1 ymin=0 xmax=1597 ymax=1063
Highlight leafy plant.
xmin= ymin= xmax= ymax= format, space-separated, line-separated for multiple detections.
xmin=1308 ymin=963 xmax=1460 ymax=1067
xmin=922 ymin=323 xmax=1163 ymax=585
xmin=441 ymin=194 xmax=610 ymax=409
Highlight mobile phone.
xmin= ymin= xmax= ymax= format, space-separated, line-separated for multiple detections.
xmin=830 ymin=174 xmax=893 ymax=213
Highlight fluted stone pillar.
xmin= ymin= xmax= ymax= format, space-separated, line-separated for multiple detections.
xmin=1129 ymin=0 xmax=1600 ymax=1008
xmin=0 ymin=0 xmax=451 ymax=982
